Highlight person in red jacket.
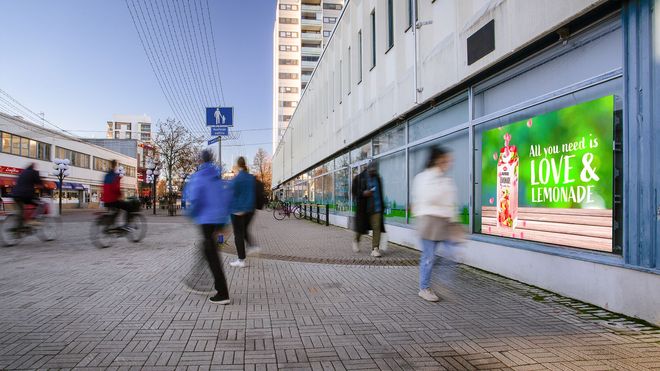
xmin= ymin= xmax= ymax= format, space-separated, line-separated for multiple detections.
xmin=102 ymin=160 xmax=131 ymax=228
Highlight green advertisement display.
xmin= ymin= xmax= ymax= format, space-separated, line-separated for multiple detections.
xmin=480 ymin=95 xmax=614 ymax=252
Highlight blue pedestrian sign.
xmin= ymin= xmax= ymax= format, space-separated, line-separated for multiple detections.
xmin=211 ymin=126 xmax=228 ymax=136
xmin=208 ymin=137 xmax=220 ymax=145
xmin=206 ymin=107 xmax=233 ymax=126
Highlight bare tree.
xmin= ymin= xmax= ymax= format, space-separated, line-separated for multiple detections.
xmin=253 ymin=148 xmax=272 ymax=197
xmin=154 ymin=118 xmax=202 ymax=193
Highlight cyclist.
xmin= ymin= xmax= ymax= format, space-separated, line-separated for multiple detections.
xmin=102 ymin=160 xmax=131 ymax=229
xmin=11 ymin=163 xmax=43 ymax=229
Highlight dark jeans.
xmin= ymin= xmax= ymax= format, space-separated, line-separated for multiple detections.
xmin=13 ymin=196 xmax=38 ymax=228
xmin=104 ymin=201 xmax=132 ymax=226
xmin=201 ymin=224 xmax=229 ymax=298
xmin=231 ymin=212 xmax=254 ymax=260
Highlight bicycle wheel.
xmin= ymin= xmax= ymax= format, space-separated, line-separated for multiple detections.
xmin=273 ymin=206 xmax=286 ymax=220
xmin=36 ymin=216 xmax=61 ymax=242
xmin=90 ymin=215 xmax=113 ymax=248
xmin=0 ymin=214 xmax=24 ymax=247
xmin=293 ymin=206 xmax=304 ymax=219
xmin=127 ymin=213 xmax=147 ymax=243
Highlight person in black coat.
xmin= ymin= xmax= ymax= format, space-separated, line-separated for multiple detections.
xmin=351 ymin=162 xmax=386 ymax=257
xmin=11 ymin=163 xmax=43 ymax=228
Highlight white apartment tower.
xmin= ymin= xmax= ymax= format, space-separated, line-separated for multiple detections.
xmin=106 ymin=114 xmax=152 ymax=142
xmin=272 ymin=0 xmax=344 ymax=153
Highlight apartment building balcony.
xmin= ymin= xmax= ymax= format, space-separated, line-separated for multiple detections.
xmin=301 ymin=18 xmax=322 ymax=29
xmin=302 ymin=46 xmax=322 ymax=55
xmin=302 ymin=32 xmax=322 ymax=41
xmin=302 ymin=60 xmax=318 ymax=69
xmin=302 ymin=4 xmax=321 ymax=12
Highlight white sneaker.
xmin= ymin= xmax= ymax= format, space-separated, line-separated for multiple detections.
xmin=418 ymin=289 xmax=439 ymax=302
xmin=352 ymin=241 xmax=359 ymax=253
xmin=229 ymin=259 xmax=246 ymax=268
xmin=371 ymin=248 xmax=381 ymax=257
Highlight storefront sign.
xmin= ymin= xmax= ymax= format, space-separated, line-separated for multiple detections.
xmin=480 ymin=96 xmax=614 ymax=252
xmin=0 ymin=166 xmax=22 ymax=175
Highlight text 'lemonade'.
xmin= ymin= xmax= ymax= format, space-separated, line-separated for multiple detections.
xmin=496 ymin=133 xmax=519 ymax=229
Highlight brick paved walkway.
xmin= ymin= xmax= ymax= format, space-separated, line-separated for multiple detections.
xmin=0 ymin=211 xmax=658 ymax=370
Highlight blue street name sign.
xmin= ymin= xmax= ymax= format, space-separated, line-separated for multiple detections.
xmin=206 ymin=107 xmax=234 ymax=126
xmin=211 ymin=126 xmax=228 ymax=136
xmin=208 ymin=137 xmax=220 ymax=145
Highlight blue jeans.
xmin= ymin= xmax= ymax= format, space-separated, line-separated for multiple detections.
xmin=419 ymin=239 xmax=442 ymax=290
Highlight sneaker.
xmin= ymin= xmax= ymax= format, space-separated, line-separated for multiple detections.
xmin=208 ymin=294 xmax=230 ymax=304
xmin=371 ymin=248 xmax=382 ymax=257
xmin=418 ymin=289 xmax=440 ymax=302
xmin=352 ymin=241 xmax=359 ymax=253
xmin=229 ymin=259 xmax=246 ymax=268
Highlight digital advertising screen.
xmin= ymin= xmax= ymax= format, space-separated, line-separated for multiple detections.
xmin=480 ymin=95 xmax=614 ymax=252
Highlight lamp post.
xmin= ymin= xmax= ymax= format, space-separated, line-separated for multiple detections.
xmin=178 ymin=170 xmax=189 ymax=210
xmin=51 ymin=158 xmax=70 ymax=215
xmin=146 ymin=158 xmax=160 ymax=215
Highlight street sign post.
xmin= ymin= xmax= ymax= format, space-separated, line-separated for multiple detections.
xmin=208 ymin=136 xmax=220 ymax=145
xmin=211 ymin=126 xmax=228 ymax=136
xmin=206 ymin=107 xmax=233 ymax=126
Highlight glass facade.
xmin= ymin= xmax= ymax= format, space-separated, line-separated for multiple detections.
xmin=0 ymin=131 xmax=51 ymax=161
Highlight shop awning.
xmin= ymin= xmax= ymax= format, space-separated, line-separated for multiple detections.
xmin=56 ymin=182 xmax=85 ymax=191
xmin=42 ymin=181 xmax=57 ymax=190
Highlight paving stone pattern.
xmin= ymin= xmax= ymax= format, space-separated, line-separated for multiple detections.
xmin=0 ymin=211 xmax=658 ymax=370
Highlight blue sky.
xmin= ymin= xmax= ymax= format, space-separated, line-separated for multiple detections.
xmin=0 ymin=0 xmax=275 ymax=163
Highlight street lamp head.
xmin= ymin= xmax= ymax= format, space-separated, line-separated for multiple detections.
xmin=63 ymin=159 xmax=70 ymax=166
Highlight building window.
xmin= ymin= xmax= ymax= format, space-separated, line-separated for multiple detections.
xmin=121 ymin=164 xmax=136 ymax=178
xmin=0 ymin=131 xmax=50 ymax=161
xmin=141 ymin=133 xmax=151 ymax=141
xmin=140 ymin=123 xmax=151 ymax=132
xmin=114 ymin=131 xmax=120 ymax=139
xmin=279 ymin=45 xmax=299 ymax=52
xmin=94 ymin=157 xmax=112 ymax=172
xmin=387 ymin=0 xmax=394 ymax=49
xmin=323 ymin=30 xmax=332 ymax=37
xmin=55 ymin=147 xmax=90 ymax=169
xmin=279 ymin=17 xmax=299 ymax=24
xmin=358 ymin=30 xmax=363 ymax=82
xmin=370 ymin=10 xmax=376 ymax=68
xmin=347 ymin=46 xmax=351 ymax=94
xmin=301 ymin=55 xmax=319 ymax=62
xmin=279 ymin=101 xmax=298 ymax=108
xmin=279 ymin=31 xmax=299 ymax=38
xmin=279 ymin=115 xmax=292 ymax=122
xmin=323 ymin=3 xmax=342 ymax=10
xmin=279 ymin=4 xmax=298 ymax=10
xmin=279 ymin=72 xmax=299 ymax=79
xmin=279 ymin=58 xmax=299 ymax=65
xmin=323 ymin=17 xmax=337 ymax=24
xmin=302 ymin=42 xmax=320 ymax=48
xmin=126 ymin=132 xmax=132 ymax=139
xmin=279 ymin=86 xmax=299 ymax=93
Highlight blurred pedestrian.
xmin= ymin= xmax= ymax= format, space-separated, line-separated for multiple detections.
xmin=229 ymin=156 xmax=258 ymax=268
xmin=412 ymin=147 xmax=457 ymax=302
xmin=351 ymin=162 xmax=385 ymax=257
xmin=186 ymin=150 xmax=232 ymax=304
xmin=11 ymin=163 xmax=43 ymax=228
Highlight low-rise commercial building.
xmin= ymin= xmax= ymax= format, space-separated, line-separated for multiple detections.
xmin=272 ymin=0 xmax=660 ymax=324
xmin=0 ymin=112 xmax=137 ymax=209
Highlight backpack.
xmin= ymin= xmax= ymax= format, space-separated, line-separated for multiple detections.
xmin=255 ymin=179 xmax=265 ymax=210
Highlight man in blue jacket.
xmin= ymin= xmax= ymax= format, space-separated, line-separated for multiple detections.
xmin=229 ymin=156 xmax=257 ymax=268
xmin=186 ymin=150 xmax=233 ymax=304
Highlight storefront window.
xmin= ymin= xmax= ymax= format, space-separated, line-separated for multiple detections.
xmin=373 ymin=124 xmax=405 ymax=155
xmin=334 ymin=168 xmax=350 ymax=212
xmin=335 ymin=152 xmax=350 ymax=168
xmin=409 ymin=130 xmax=470 ymax=225
xmin=350 ymin=141 xmax=371 ymax=163
xmin=322 ymin=173 xmax=334 ymax=205
xmin=377 ymin=151 xmax=406 ymax=224
xmin=313 ymin=177 xmax=323 ymax=202
xmin=474 ymin=83 xmax=623 ymax=254
xmin=409 ymin=95 xmax=468 ymax=142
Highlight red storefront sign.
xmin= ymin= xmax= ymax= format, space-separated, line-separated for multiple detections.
xmin=0 ymin=166 xmax=22 ymax=175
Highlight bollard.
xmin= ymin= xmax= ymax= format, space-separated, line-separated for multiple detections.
xmin=316 ymin=204 xmax=320 ymax=224
xmin=325 ymin=204 xmax=329 ymax=226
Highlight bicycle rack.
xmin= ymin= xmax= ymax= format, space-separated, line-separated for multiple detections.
xmin=302 ymin=203 xmax=330 ymax=226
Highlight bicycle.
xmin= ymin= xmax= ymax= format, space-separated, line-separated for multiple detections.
xmin=0 ymin=199 xmax=62 ymax=247
xmin=273 ymin=202 xmax=304 ymax=220
xmin=90 ymin=202 xmax=147 ymax=248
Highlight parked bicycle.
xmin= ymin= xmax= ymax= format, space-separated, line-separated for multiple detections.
xmin=90 ymin=199 xmax=146 ymax=248
xmin=0 ymin=199 xmax=61 ymax=246
xmin=273 ymin=201 xmax=304 ymax=220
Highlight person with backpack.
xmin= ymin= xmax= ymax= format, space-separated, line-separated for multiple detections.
xmin=186 ymin=150 xmax=233 ymax=304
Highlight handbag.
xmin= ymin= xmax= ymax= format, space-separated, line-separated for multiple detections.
xmin=448 ymin=222 xmax=467 ymax=244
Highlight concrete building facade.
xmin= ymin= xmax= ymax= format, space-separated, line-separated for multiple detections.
xmin=272 ymin=0 xmax=660 ymax=324
xmin=272 ymin=0 xmax=345 ymax=152
xmin=106 ymin=114 xmax=152 ymax=142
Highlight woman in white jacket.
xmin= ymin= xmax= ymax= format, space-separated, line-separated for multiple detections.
xmin=412 ymin=147 xmax=457 ymax=302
